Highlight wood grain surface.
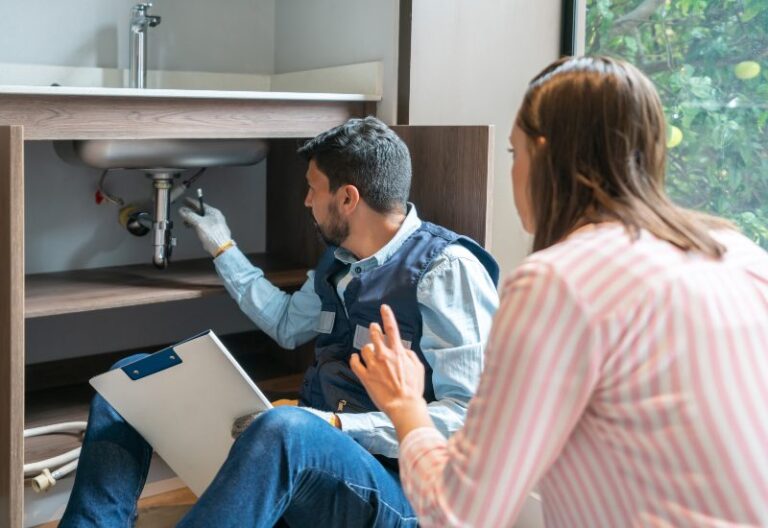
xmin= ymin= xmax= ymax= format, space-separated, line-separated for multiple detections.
xmin=0 ymin=126 xmax=25 ymax=528
xmin=393 ymin=125 xmax=494 ymax=247
xmin=266 ymin=139 xmax=326 ymax=268
xmin=0 ymin=95 xmax=368 ymax=141
xmin=25 ymin=254 xmax=308 ymax=318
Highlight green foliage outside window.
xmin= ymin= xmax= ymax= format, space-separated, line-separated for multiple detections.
xmin=586 ymin=0 xmax=768 ymax=247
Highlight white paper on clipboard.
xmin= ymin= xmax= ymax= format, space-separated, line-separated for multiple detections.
xmin=89 ymin=330 xmax=272 ymax=496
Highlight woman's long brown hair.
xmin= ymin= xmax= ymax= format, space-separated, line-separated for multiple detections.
xmin=517 ymin=56 xmax=732 ymax=256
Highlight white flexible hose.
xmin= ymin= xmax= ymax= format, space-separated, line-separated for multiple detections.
xmin=30 ymin=459 xmax=81 ymax=493
xmin=24 ymin=421 xmax=87 ymax=439
xmin=51 ymin=458 xmax=79 ymax=481
xmin=24 ymin=447 xmax=81 ymax=476
xmin=24 ymin=421 xmax=87 ymax=480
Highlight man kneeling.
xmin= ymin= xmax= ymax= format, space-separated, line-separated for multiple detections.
xmin=60 ymin=117 xmax=499 ymax=527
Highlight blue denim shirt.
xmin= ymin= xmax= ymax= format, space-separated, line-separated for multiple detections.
xmin=214 ymin=204 xmax=499 ymax=458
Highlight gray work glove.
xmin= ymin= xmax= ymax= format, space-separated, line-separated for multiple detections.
xmin=178 ymin=197 xmax=234 ymax=257
xmin=231 ymin=412 xmax=263 ymax=439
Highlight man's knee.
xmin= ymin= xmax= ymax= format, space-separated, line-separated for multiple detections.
xmin=238 ymin=406 xmax=320 ymax=446
xmin=227 ymin=407 xmax=331 ymax=471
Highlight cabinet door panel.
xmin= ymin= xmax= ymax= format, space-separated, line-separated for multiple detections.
xmin=393 ymin=125 xmax=493 ymax=248
xmin=266 ymin=139 xmax=320 ymax=268
xmin=0 ymin=125 xmax=24 ymax=528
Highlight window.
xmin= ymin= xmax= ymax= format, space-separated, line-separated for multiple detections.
xmin=569 ymin=0 xmax=768 ymax=248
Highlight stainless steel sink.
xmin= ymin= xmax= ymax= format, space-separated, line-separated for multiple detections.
xmin=54 ymin=138 xmax=269 ymax=269
xmin=54 ymin=138 xmax=268 ymax=172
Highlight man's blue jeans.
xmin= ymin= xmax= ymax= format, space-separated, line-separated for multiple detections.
xmin=59 ymin=354 xmax=418 ymax=527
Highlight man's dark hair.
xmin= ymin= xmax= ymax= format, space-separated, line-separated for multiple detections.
xmin=297 ymin=116 xmax=411 ymax=213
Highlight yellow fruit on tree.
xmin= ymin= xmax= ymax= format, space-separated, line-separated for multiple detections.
xmin=734 ymin=61 xmax=761 ymax=80
xmin=667 ymin=125 xmax=683 ymax=148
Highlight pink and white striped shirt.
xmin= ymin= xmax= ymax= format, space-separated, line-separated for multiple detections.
xmin=400 ymin=224 xmax=768 ymax=527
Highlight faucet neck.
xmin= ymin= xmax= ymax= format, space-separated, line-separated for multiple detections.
xmin=128 ymin=3 xmax=161 ymax=89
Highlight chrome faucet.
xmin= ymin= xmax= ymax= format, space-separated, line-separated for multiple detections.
xmin=129 ymin=3 xmax=161 ymax=89
xmin=128 ymin=3 xmax=169 ymax=267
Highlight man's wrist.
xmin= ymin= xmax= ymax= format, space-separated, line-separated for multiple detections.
xmin=213 ymin=239 xmax=236 ymax=258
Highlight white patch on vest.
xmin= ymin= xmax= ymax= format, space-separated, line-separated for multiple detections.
xmin=315 ymin=311 xmax=336 ymax=334
xmin=353 ymin=324 xmax=412 ymax=350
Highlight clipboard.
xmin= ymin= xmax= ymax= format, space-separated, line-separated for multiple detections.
xmin=89 ymin=330 xmax=272 ymax=496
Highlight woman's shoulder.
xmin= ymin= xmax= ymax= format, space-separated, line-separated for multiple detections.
xmin=499 ymin=225 xmax=631 ymax=303
xmin=710 ymin=228 xmax=768 ymax=273
xmin=712 ymin=228 xmax=768 ymax=257
xmin=501 ymin=224 xmax=696 ymax=312
xmin=520 ymin=223 xmax=641 ymax=278
xmin=506 ymin=224 xmax=768 ymax=309
xmin=525 ymin=223 xmax=768 ymax=272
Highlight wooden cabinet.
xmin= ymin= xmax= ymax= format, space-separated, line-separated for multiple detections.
xmin=0 ymin=92 xmax=492 ymax=527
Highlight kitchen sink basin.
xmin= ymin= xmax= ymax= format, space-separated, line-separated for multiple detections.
xmin=54 ymin=138 xmax=269 ymax=171
xmin=53 ymin=137 xmax=269 ymax=269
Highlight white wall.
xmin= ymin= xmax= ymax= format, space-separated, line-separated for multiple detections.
xmin=16 ymin=1 xmax=398 ymax=363
xmin=0 ymin=0 xmax=275 ymax=74
xmin=409 ymin=0 xmax=562 ymax=273
xmin=274 ymin=0 xmax=399 ymax=123
xmin=10 ymin=1 xmax=275 ymax=362
xmin=409 ymin=3 xmax=562 ymax=526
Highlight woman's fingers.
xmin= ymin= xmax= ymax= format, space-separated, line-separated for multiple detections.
xmin=380 ymin=304 xmax=402 ymax=349
xmin=406 ymin=348 xmax=425 ymax=376
xmin=350 ymin=353 xmax=366 ymax=379
xmin=360 ymin=343 xmax=376 ymax=366
xmin=406 ymin=348 xmax=419 ymax=363
xmin=369 ymin=322 xmax=387 ymax=353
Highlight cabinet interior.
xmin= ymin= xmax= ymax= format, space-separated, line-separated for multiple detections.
xmin=9 ymin=122 xmax=493 ymax=526
xmin=24 ymin=137 xmax=320 ymax=465
xmin=23 ymin=124 xmax=494 ymax=471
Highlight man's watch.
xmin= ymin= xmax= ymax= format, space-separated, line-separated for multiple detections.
xmin=329 ymin=413 xmax=342 ymax=430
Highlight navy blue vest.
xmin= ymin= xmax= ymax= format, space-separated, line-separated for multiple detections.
xmin=299 ymin=221 xmax=499 ymax=414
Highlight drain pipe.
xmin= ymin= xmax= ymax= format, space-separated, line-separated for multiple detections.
xmin=150 ymin=172 xmax=176 ymax=269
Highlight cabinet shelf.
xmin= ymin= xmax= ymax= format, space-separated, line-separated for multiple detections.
xmin=25 ymin=253 xmax=309 ymax=319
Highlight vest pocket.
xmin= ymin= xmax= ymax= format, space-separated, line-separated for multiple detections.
xmin=317 ymin=359 xmax=377 ymax=414
xmin=352 ymin=324 xmax=413 ymax=350
xmin=335 ymin=398 xmax=369 ymax=413
xmin=315 ymin=310 xmax=336 ymax=334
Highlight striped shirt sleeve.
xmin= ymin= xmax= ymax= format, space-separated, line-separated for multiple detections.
xmin=400 ymin=261 xmax=603 ymax=527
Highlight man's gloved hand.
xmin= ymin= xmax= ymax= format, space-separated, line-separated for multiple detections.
xmin=178 ymin=197 xmax=234 ymax=257
xmin=231 ymin=412 xmax=263 ymax=439
xmin=231 ymin=400 xmax=304 ymax=439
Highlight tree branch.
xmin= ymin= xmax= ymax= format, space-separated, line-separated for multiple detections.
xmin=641 ymin=47 xmax=768 ymax=75
xmin=611 ymin=0 xmax=666 ymax=33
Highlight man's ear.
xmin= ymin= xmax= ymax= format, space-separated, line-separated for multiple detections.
xmin=339 ymin=184 xmax=361 ymax=213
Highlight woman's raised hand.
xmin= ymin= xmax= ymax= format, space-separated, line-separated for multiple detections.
xmin=350 ymin=304 xmax=426 ymax=418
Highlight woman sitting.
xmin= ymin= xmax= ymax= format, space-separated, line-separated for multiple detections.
xmin=352 ymin=56 xmax=768 ymax=527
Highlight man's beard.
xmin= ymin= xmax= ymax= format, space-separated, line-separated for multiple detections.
xmin=314 ymin=202 xmax=349 ymax=247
